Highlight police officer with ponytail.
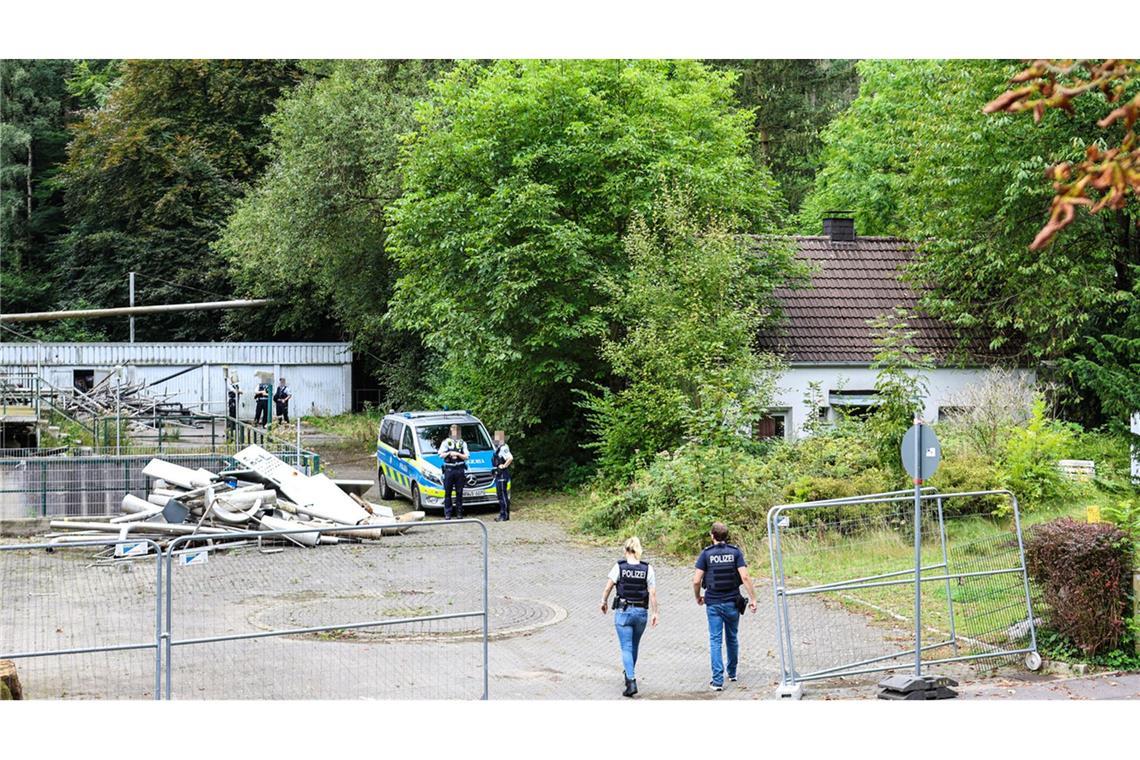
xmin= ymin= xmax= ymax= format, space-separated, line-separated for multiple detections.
xmin=600 ymin=536 xmax=659 ymax=697
xmin=693 ymin=522 xmax=757 ymax=690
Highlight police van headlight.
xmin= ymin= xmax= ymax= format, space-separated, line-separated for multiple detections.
xmin=422 ymin=467 xmax=443 ymax=485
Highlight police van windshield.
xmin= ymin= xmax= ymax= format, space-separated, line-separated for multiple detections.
xmin=417 ymin=423 xmax=493 ymax=454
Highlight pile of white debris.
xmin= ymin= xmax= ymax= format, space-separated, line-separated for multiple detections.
xmin=46 ymin=445 xmax=423 ymax=554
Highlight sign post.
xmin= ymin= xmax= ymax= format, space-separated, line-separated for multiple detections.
xmin=879 ymin=418 xmax=958 ymax=699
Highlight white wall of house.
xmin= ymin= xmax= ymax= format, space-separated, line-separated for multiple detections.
xmin=1132 ymin=412 xmax=1139 ymax=483
xmin=768 ymin=365 xmax=1038 ymax=439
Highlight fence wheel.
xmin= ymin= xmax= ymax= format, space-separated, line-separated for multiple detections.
xmin=1025 ymin=651 xmax=1042 ymax=671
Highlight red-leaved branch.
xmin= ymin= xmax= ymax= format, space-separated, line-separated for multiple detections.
xmin=984 ymin=59 xmax=1139 ymax=251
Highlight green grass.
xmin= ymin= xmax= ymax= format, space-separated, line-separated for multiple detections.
xmin=752 ymin=497 xmax=1099 ymax=651
xmin=306 ymin=413 xmax=381 ymax=452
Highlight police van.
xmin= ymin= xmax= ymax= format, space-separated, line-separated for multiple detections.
xmin=375 ymin=410 xmax=503 ymax=512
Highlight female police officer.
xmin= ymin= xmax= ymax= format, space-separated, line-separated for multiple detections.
xmin=600 ymin=536 xmax=658 ymax=697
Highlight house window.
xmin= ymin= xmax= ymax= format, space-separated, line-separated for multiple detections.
xmin=827 ymin=389 xmax=882 ymax=422
xmin=753 ymin=413 xmax=787 ymax=440
xmin=937 ymin=406 xmax=970 ymax=421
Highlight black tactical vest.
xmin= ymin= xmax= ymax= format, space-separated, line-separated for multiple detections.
xmin=492 ymin=444 xmax=509 ymax=473
xmin=615 ymin=559 xmax=650 ymax=605
xmin=442 ymin=438 xmax=465 ymax=468
xmin=703 ymin=543 xmax=742 ymax=596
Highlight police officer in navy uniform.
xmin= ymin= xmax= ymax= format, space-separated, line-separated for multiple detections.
xmin=273 ymin=377 xmax=292 ymax=424
xmin=693 ymin=521 xmax=757 ymax=690
xmin=437 ymin=423 xmax=469 ymax=520
xmin=226 ymin=375 xmax=241 ymax=441
xmin=491 ymin=430 xmax=513 ymax=522
xmin=600 ymin=536 xmax=659 ymax=697
xmin=253 ymin=379 xmax=271 ymax=427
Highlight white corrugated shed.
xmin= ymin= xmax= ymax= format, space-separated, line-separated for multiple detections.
xmin=0 ymin=342 xmax=353 ymax=417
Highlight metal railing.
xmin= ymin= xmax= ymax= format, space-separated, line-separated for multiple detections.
xmin=163 ymin=520 xmax=489 ymax=700
xmin=1 ymin=520 xmax=489 ymax=700
xmin=767 ymin=488 xmax=1038 ymax=690
xmin=0 ymin=449 xmax=320 ymax=520
xmin=0 ymin=537 xmax=164 ymax=699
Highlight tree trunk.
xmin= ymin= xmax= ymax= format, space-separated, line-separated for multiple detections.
xmin=26 ymin=140 xmax=33 ymax=220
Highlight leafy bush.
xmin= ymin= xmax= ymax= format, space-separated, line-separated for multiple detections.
xmin=1025 ymin=517 xmax=1133 ymax=655
xmin=1102 ymin=498 xmax=1140 ymax=545
xmin=580 ymin=427 xmax=895 ymax=555
xmin=926 ymin=454 xmax=1006 ymax=516
xmin=997 ymin=398 xmax=1077 ymax=512
xmin=579 ymin=444 xmax=778 ymax=556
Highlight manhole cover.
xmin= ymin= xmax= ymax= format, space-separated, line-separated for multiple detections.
xmin=248 ymin=593 xmax=565 ymax=642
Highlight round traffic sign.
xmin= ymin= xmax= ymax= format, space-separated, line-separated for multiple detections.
xmin=901 ymin=423 xmax=941 ymax=481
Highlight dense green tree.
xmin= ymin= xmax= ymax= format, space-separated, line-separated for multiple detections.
xmin=218 ymin=60 xmax=449 ymax=403
xmin=50 ymin=60 xmax=301 ymax=340
xmin=581 ymin=190 xmax=795 ymax=481
xmin=801 ymin=59 xmax=1139 ymax=429
xmin=386 ymin=60 xmax=784 ymax=469
xmin=1 ymin=60 xmax=75 ymax=318
xmin=711 ymin=59 xmax=858 ymax=215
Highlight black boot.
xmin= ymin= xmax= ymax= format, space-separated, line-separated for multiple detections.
xmin=623 ymin=674 xmax=637 ymax=697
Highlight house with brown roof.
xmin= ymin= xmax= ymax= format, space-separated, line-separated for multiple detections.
xmin=751 ymin=214 xmax=1035 ymax=440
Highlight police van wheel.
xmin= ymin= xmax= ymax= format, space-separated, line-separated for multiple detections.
xmin=411 ymin=483 xmax=423 ymax=511
xmin=377 ymin=468 xmax=396 ymax=501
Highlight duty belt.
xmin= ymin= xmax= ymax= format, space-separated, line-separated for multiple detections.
xmin=615 ymin=598 xmax=648 ymax=610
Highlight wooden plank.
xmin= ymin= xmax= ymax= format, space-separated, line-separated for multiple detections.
xmin=0 ymin=659 xmax=23 ymax=700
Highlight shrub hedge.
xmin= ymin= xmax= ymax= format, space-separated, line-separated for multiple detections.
xmin=1024 ymin=517 xmax=1133 ymax=655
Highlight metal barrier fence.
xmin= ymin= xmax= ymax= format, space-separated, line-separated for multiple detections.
xmin=767 ymin=489 xmax=1038 ymax=690
xmin=2 ymin=520 xmax=489 ymax=700
xmin=0 ymin=538 xmax=164 ymax=699
xmin=163 ymin=520 xmax=489 ymax=699
xmin=0 ymin=450 xmax=320 ymax=520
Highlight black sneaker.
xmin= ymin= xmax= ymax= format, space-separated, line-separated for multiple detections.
xmin=728 ymin=675 xmax=738 ymax=682
xmin=709 ymin=682 xmax=723 ymax=691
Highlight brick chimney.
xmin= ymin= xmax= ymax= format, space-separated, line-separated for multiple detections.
xmin=823 ymin=211 xmax=856 ymax=242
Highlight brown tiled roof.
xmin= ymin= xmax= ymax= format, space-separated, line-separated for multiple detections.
xmin=752 ymin=235 xmax=1000 ymax=365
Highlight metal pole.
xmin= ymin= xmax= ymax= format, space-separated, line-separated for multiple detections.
xmin=913 ymin=418 xmax=923 ymax=677
xmin=116 ymin=375 xmax=122 ymax=456
xmin=296 ymin=418 xmax=301 ymax=468
xmin=936 ymin=495 xmax=959 ymax=653
xmin=129 ymin=271 xmax=135 ymax=343
xmin=1 ymin=298 xmax=273 ymax=323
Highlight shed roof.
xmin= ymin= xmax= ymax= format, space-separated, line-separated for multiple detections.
xmin=752 ymin=235 xmax=1009 ymax=365
xmin=0 ymin=342 xmax=352 ymax=367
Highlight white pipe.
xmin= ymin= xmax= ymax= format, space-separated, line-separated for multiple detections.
xmin=210 ymin=498 xmax=262 ymax=525
xmin=143 ymin=459 xmax=215 ymax=490
xmin=215 ymin=489 xmax=276 ymax=509
xmin=1 ymin=298 xmax=272 ymax=323
xmin=50 ymin=520 xmax=231 ymax=536
xmin=257 ymin=515 xmax=319 ymax=547
xmin=111 ymin=507 xmax=165 ymax=523
xmin=122 ymin=494 xmax=156 ymax=514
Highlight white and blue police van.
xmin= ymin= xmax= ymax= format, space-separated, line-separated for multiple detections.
xmin=375 ymin=410 xmax=503 ymax=511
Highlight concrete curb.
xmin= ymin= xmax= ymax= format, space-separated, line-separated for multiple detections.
xmin=0 ymin=518 xmax=49 ymax=538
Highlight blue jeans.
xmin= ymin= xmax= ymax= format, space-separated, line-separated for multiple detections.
xmin=614 ymin=607 xmax=648 ymax=679
xmin=705 ymin=602 xmax=739 ymax=685
xmin=495 ymin=471 xmax=510 ymax=519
